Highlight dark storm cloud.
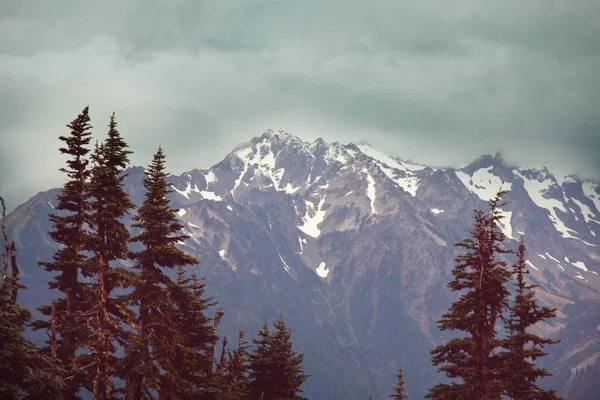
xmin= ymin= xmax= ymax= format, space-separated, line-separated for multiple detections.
xmin=1 ymin=0 xmax=599 ymax=211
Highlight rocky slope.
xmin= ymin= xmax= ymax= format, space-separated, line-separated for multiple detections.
xmin=5 ymin=130 xmax=600 ymax=399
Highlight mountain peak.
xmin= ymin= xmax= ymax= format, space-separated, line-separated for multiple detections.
xmin=493 ymin=150 xmax=504 ymax=163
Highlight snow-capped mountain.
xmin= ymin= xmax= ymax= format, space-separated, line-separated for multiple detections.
xmin=5 ymin=130 xmax=600 ymax=399
xmin=166 ymin=130 xmax=599 ymax=289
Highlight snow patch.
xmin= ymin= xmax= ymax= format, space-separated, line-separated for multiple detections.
xmin=497 ymin=208 xmax=514 ymax=240
xmin=377 ymin=163 xmax=420 ymax=197
xmin=316 ymin=262 xmax=329 ymax=278
xmin=526 ymin=260 xmax=539 ymax=271
xmin=298 ymin=198 xmax=327 ymax=238
xmin=582 ymin=182 xmax=600 ymax=216
xmin=218 ymin=250 xmax=226 ymax=259
xmin=47 ymin=201 xmax=54 ymax=209
xmin=173 ymin=178 xmax=195 ymax=199
xmin=282 ymin=182 xmax=301 ymax=194
xmin=431 ymin=208 xmax=444 ymax=215
xmin=232 ymin=147 xmax=252 ymax=199
xmin=538 ymin=254 xmax=546 ymax=259
xmin=204 ymin=171 xmax=217 ymax=184
xmin=227 ymin=205 xmax=233 ymax=211
xmin=455 ymin=167 xmax=512 ymax=201
xmin=177 ymin=208 xmax=187 ymax=217
xmin=357 ymin=144 xmax=421 ymax=196
xmin=364 ymin=169 xmax=377 ymax=214
xmin=357 ymin=144 xmax=425 ymax=171
xmin=572 ymin=198 xmax=597 ymax=226
xmin=575 ymin=274 xmax=585 ymax=280
xmin=572 ymin=261 xmax=588 ymax=272
xmin=199 ymin=190 xmax=222 ymax=201
xmin=188 ymin=222 xmax=199 ymax=228
xmin=325 ymin=145 xmax=351 ymax=164
xmin=278 ymin=255 xmax=291 ymax=274
xmin=514 ymin=170 xmax=576 ymax=239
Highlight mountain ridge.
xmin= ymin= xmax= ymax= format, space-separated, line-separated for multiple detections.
xmin=4 ymin=129 xmax=600 ymax=399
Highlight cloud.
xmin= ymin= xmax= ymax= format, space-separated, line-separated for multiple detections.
xmin=1 ymin=0 xmax=599 ymax=210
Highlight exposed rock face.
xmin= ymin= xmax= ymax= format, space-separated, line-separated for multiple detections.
xmin=5 ymin=130 xmax=600 ymax=399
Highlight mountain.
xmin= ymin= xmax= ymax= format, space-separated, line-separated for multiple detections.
xmin=4 ymin=129 xmax=600 ymax=399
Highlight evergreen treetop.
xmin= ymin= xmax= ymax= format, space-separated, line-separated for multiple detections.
xmin=122 ymin=146 xmax=211 ymax=399
xmin=247 ymin=315 xmax=309 ymax=400
xmin=85 ymin=113 xmax=136 ymax=399
xmin=501 ymin=238 xmax=563 ymax=400
xmin=389 ymin=366 xmax=408 ymax=399
xmin=34 ymin=106 xmax=93 ymax=398
xmin=426 ymin=192 xmax=514 ymax=400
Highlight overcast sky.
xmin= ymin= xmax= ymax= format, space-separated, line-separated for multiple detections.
xmin=1 ymin=0 xmax=599 ymax=211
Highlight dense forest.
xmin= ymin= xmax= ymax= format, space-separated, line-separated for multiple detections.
xmin=1 ymin=107 xmax=563 ymax=399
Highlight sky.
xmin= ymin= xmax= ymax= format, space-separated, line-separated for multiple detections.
xmin=1 ymin=0 xmax=599 ymax=211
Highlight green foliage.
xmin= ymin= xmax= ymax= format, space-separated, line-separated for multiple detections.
xmin=85 ymin=113 xmax=136 ymax=399
xmin=247 ymin=315 xmax=310 ymax=400
xmin=122 ymin=147 xmax=216 ymax=399
xmin=1 ymin=196 xmax=64 ymax=399
xmin=501 ymin=239 xmax=563 ymax=400
xmin=425 ymin=191 xmax=563 ymax=400
xmin=33 ymin=106 xmax=93 ymax=398
xmin=425 ymin=192 xmax=514 ymax=400
xmin=389 ymin=366 xmax=408 ymax=399
xmin=170 ymin=269 xmax=220 ymax=398
xmin=219 ymin=329 xmax=252 ymax=400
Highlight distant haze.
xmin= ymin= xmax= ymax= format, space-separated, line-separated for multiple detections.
xmin=1 ymin=0 xmax=599 ymax=211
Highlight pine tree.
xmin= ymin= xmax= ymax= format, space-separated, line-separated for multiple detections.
xmin=170 ymin=266 xmax=219 ymax=398
xmin=247 ymin=315 xmax=309 ymax=400
xmin=425 ymin=192 xmax=513 ymax=400
xmin=389 ymin=366 xmax=408 ymax=399
xmin=0 ymin=195 xmax=64 ymax=399
xmin=502 ymin=239 xmax=563 ymax=400
xmin=220 ymin=329 xmax=251 ymax=400
xmin=85 ymin=114 xmax=136 ymax=399
xmin=122 ymin=147 xmax=206 ymax=399
xmin=33 ymin=106 xmax=93 ymax=398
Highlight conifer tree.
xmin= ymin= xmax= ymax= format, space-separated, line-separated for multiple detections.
xmin=170 ymin=266 xmax=219 ymax=398
xmin=220 ymin=329 xmax=251 ymax=400
xmin=33 ymin=106 xmax=93 ymax=398
xmin=389 ymin=366 xmax=408 ymax=399
xmin=425 ymin=192 xmax=513 ymax=400
xmin=1 ymin=196 xmax=64 ymax=399
xmin=85 ymin=114 xmax=136 ymax=399
xmin=122 ymin=147 xmax=207 ymax=399
xmin=502 ymin=239 xmax=563 ymax=400
xmin=247 ymin=316 xmax=309 ymax=400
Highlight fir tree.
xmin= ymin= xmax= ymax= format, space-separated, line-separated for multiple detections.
xmin=85 ymin=114 xmax=136 ymax=399
xmin=389 ymin=366 xmax=408 ymax=399
xmin=0 ymin=195 xmax=64 ymax=399
xmin=425 ymin=192 xmax=513 ymax=400
xmin=501 ymin=239 xmax=563 ymax=400
xmin=220 ymin=329 xmax=251 ymax=400
xmin=247 ymin=315 xmax=309 ymax=400
xmin=33 ymin=106 xmax=93 ymax=398
xmin=170 ymin=266 xmax=219 ymax=398
xmin=122 ymin=147 xmax=206 ymax=399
